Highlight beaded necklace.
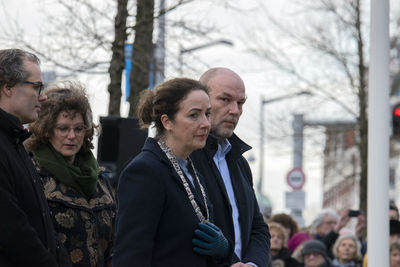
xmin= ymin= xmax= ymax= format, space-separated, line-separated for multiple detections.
xmin=158 ymin=139 xmax=209 ymax=223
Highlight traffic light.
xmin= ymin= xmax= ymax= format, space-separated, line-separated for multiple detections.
xmin=393 ymin=103 xmax=400 ymax=136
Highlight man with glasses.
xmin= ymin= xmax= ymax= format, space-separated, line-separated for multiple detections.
xmin=311 ymin=209 xmax=351 ymax=259
xmin=0 ymin=49 xmax=70 ymax=266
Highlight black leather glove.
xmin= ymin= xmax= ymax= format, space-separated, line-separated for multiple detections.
xmin=192 ymin=222 xmax=230 ymax=259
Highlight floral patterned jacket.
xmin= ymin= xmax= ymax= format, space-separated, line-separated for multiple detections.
xmin=38 ymin=166 xmax=116 ymax=267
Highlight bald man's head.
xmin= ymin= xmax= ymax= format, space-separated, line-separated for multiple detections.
xmin=199 ymin=68 xmax=246 ymax=139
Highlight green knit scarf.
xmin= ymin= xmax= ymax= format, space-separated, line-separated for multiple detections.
xmin=33 ymin=144 xmax=99 ymax=198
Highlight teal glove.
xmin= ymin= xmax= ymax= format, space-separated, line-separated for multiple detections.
xmin=192 ymin=222 xmax=230 ymax=259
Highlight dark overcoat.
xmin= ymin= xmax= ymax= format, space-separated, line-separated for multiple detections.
xmin=191 ymin=133 xmax=271 ymax=267
xmin=0 ymin=108 xmax=62 ymax=267
xmin=113 ymin=137 xmax=231 ymax=267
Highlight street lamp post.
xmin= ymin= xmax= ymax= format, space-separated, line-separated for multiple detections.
xmin=178 ymin=39 xmax=233 ymax=75
xmin=257 ymin=91 xmax=312 ymax=195
xmin=154 ymin=0 xmax=166 ymax=86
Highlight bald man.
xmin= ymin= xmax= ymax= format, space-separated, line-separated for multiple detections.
xmin=191 ymin=68 xmax=271 ymax=267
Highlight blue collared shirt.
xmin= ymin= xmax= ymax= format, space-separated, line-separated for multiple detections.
xmin=213 ymin=139 xmax=243 ymax=259
xmin=212 ymin=139 xmax=257 ymax=267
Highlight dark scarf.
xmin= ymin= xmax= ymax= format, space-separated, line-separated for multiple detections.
xmin=33 ymin=144 xmax=99 ymax=198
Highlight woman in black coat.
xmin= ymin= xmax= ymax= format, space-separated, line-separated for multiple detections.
xmin=113 ymin=78 xmax=232 ymax=267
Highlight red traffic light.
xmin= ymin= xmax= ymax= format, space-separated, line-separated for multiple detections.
xmin=395 ymin=107 xmax=400 ymax=117
xmin=393 ymin=104 xmax=400 ymax=136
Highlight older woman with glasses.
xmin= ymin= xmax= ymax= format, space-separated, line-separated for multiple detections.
xmin=25 ymin=82 xmax=116 ymax=267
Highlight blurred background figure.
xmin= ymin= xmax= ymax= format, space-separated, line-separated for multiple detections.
xmin=26 ymin=82 xmax=116 ymax=266
xmin=311 ymin=209 xmax=351 ymax=259
xmin=312 ymin=209 xmax=340 ymax=239
xmin=390 ymin=202 xmax=399 ymax=221
xmin=391 ymin=220 xmax=400 ymax=243
xmin=113 ymin=78 xmax=231 ymax=266
xmin=289 ymin=232 xmax=313 ymax=262
xmin=301 ymin=240 xmax=332 ymax=267
xmin=390 ymin=241 xmax=400 ymax=267
xmin=270 ymin=213 xmax=299 ymax=240
xmin=331 ymin=234 xmax=362 ymax=267
xmin=268 ymin=222 xmax=300 ymax=267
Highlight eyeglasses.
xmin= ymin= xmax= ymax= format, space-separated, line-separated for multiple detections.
xmin=21 ymin=81 xmax=44 ymax=96
xmin=54 ymin=125 xmax=87 ymax=137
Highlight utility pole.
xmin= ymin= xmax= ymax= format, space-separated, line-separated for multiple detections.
xmin=258 ymin=97 xmax=265 ymax=194
xmin=154 ymin=0 xmax=165 ymax=86
xmin=258 ymin=91 xmax=311 ymax=196
xmin=293 ymin=114 xmax=304 ymax=168
xmin=290 ymin=114 xmax=305 ymax=226
xmin=257 ymin=91 xmax=311 ymax=218
xmin=290 ymin=115 xmax=357 ymax=227
xmin=368 ymin=0 xmax=390 ymax=265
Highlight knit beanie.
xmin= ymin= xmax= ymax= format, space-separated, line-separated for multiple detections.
xmin=301 ymin=240 xmax=327 ymax=258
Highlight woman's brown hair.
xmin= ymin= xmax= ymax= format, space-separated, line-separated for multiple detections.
xmin=136 ymin=77 xmax=208 ymax=138
xmin=26 ymin=81 xmax=99 ymax=152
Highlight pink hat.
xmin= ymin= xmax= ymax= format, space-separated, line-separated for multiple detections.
xmin=287 ymin=232 xmax=312 ymax=253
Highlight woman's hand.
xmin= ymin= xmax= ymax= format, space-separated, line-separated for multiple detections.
xmin=192 ymin=222 xmax=230 ymax=259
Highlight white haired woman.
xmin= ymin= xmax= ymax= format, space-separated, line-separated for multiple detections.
xmin=332 ymin=234 xmax=362 ymax=267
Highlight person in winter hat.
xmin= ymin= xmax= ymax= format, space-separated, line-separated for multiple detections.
xmin=301 ymin=240 xmax=332 ymax=267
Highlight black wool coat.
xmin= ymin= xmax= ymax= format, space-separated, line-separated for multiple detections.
xmin=272 ymin=247 xmax=300 ymax=267
xmin=0 ymin=108 xmax=66 ymax=267
xmin=191 ymin=133 xmax=271 ymax=267
xmin=113 ymin=137 xmax=232 ymax=267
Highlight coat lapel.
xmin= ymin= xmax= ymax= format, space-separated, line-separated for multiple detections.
xmin=152 ymin=140 xmax=209 ymax=219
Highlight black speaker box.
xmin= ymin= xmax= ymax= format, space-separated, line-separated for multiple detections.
xmin=97 ymin=116 xmax=148 ymax=186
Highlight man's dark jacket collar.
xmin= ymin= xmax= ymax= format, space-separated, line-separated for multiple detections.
xmin=204 ymin=132 xmax=252 ymax=159
xmin=0 ymin=107 xmax=31 ymax=144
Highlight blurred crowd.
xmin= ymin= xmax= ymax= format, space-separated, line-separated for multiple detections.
xmin=265 ymin=202 xmax=400 ymax=267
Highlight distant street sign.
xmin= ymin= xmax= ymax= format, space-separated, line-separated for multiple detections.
xmin=286 ymin=167 xmax=306 ymax=190
xmin=285 ymin=190 xmax=305 ymax=210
